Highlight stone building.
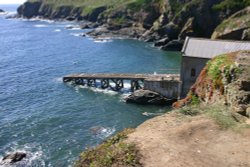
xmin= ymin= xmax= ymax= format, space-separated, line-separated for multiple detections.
xmin=181 ymin=37 xmax=250 ymax=96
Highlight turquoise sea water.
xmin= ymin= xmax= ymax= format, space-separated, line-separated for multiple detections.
xmin=0 ymin=5 xmax=181 ymax=167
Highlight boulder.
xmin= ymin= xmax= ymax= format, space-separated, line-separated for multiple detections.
xmin=242 ymin=28 xmax=250 ymax=40
xmin=125 ymin=90 xmax=176 ymax=105
xmin=0 ymin=9 xmax=4 ymax=13
xmin=66 ymin=16 xmax=76 ymax=21
xmin=161 ymin=40 xmax=184 ymax=51
xmin=2 ymin=152 xmax=26 ymax=163
xmin=80 ymin=22 xmax=99 ymax=29
xmin=154 ymin=37 xmax=170 ymax=47
xmin=140 ymin=30 xmax=161 ymax=42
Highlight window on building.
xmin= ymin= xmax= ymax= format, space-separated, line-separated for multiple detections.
xmin=191 ymin=68 xmax=196 ymax=77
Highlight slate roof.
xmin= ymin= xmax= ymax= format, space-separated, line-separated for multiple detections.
xmin=182 ymin=37 xmax=250 ymax=59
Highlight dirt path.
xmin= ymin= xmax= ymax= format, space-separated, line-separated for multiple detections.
xmin=127 ymin=112 xmax=250 ymax=167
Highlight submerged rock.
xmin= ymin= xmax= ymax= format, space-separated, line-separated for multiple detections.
xmin=2 ymin=152 xmax=26 ymax=163
xmin=126 ymin=89 xmax=176 ymax=105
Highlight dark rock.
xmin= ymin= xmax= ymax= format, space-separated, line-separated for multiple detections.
xmin=51 ymin=5 xmax=73 ymax=19
xmin=80 ymin=22 xmax=99 ymax=29
xmin=80 ymin=33 xmax=86 ymax=37
xmin=240 ymin=80 xmax=250 ymax=91
xmin=157 ymin=22 xmax=180 ymax=40
xmin=246 ymin=107 xmax=250 ymax=118
xmin=2 ymin=152 xmax=26 ymax=163
xmin=65 ymin=25 xmax=76 ymax=29
xmin=140 ymin=30 xmax=161 ymax=42
xmin=125 ymin=90 xmax=175 ymax=105
xmin=0 ymin=9 xmax=4 ymax=13
xmin=242 ymin=28 xmax=250 ymax=40
xmin=80 ymin=22 xmax=90 ymax=29
xmin=154 ymin=37 xmax=170 ymax=47
xmin=212 ymin=6 xmax=250 ymax=40
xmin=86 ymin=6 xmax=107 ymax=22
xmin=178 ymin=17 xmax=195 ymax=40
xmin=161 ymin=40 xmax=184 ymax=51
xmin=66 ymin=16 xmax=76 ymax=21
xmin=17 ymin=1 xmax=42 ymax=18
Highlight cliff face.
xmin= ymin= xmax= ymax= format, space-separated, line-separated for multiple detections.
xmin=212 ymin=6 xmax=250 ymax=40
xmin=174 ymin=51 xmax=250 ymax=118
xmin=17 ymin=0 xmax=250 ymax=50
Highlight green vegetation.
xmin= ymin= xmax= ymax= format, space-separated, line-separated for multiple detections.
xmin=75 ymin=129 xmax=141 ymax=167
xmin=179 ymin=106 xmax=200 ymax=116
xmin=206 ymin=54 xmax=238 ymax=87
xmin=214 ymin=13 xmax=250 ymax=33
xmin=213 ymin=0 xmax=250 ymax=11
xmin=169 ymin=0 xmax=183 ymax=14
xmin=191 ymin=95 xmax=201 ymax=106
xmin=179 ymin=105 xmax=250 ymax=130
xmin=112 ymin=17 xmax=126 ymax=25
xmin=206 ymin=106 xmax=237 ymax=129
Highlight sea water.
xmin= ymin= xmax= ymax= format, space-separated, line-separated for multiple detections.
xmin=0 ymin=4 xmax=181 ymax=166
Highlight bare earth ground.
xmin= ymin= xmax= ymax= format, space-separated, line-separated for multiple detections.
xmin=127 ymin=112 xmax=250 ymax=167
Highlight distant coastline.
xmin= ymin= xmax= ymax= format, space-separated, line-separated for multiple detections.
xmin=16 ymin=0 xmax=250 ymax=52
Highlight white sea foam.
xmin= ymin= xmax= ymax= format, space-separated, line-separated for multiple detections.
xmin=90 ymin=126 xmax=116 ymax=139
xmin=33 ymin=24 xmax=48 ymax=28
xmin=54 ymin=29 xmax=61 ymax=32
xmin=70 ymin=33 xmax=85 ymax=37
xmin=67 ymin=80 xmax=132 ymax=96
xmin=53 ymin=77 xmax=63 ymax=83
xmin=28 ymin=17 xmax=54 ymax=23
xmin=1 ymin=12 xmax=16 ymax=17
xmin=142 ymin=112 xmax=164 ymax=116
xmin=65 ymin=25 xmax=81 ymax=30
xmin=78 ymin=84 xmax=119 ymax=96
xmin=0 ymin=144 xmax=46 ymax=167
xmin=93 ymin=39 xmax=113 ymax=43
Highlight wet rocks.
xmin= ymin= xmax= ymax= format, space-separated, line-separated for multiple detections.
xmin=125 ymin=90 xmax=175 ymax=105
xmin=161 ymin=40 xmax=184 ymax=51
xmin=154 ymin=37 xmax=170 ymax=47
xmin=2 ymin=152 xmax=26 ymax=163
xmin=0 ymin=9 xmax=4 ymax=13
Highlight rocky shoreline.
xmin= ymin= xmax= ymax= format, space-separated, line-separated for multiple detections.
xmin=16 ymin=0 xmax=250 ymax=52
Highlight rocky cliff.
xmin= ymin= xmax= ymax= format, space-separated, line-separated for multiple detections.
xmin=212 ymin=6 xmax=250 ymax=40
xmin=17 ymin=0 xmax=250 ymax=50
xmin=173 ymin=51 xmax=250 ymax=119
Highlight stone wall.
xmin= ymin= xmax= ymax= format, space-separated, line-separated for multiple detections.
xmin=144 ymin=79 xmax=180 ymax=99
xmin=181 ymin=56 xmax=209 ymax=97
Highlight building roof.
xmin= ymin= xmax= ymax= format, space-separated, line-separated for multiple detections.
xmin=182 ymin=37 xmax=250 ymax=59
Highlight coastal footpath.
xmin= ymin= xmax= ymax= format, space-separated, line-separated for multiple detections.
xmin=17 ymin=0 xmax=250 ymax=50
xmin=75 ymin=51 xmax=250 ymax=166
